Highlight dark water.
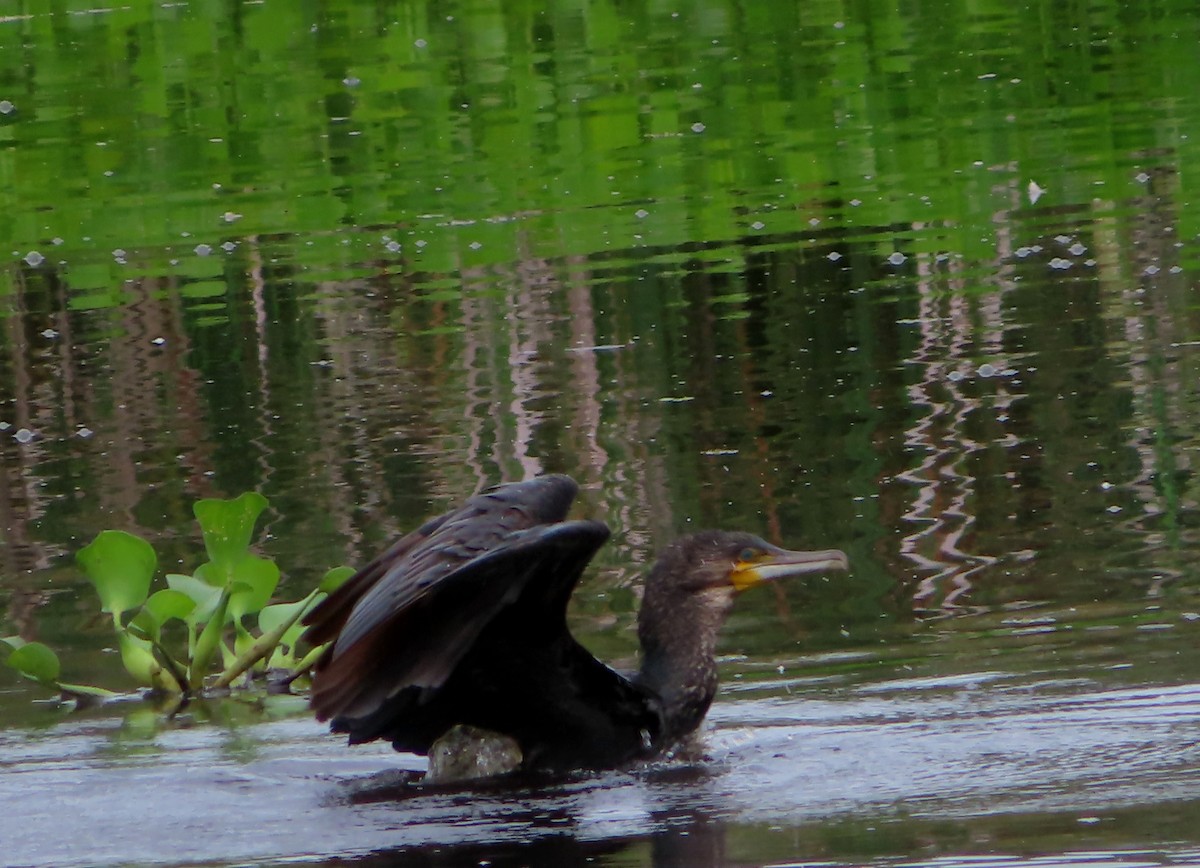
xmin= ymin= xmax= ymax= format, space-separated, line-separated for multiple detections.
xmin=4 ymin=629 xmax=1200 ymax=867
xmin=3 ymin=1 xmax=1200 ymax=866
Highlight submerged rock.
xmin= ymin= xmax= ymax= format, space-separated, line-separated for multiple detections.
xmin=426 ymin=725 xmax=523 ymax=783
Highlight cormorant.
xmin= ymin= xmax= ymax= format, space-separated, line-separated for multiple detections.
xmin=302 ymin=474 xmax=849 ymax=776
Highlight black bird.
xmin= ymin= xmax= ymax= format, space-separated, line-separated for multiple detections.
xmin=302 ymin=474 xmax=849 ymax=775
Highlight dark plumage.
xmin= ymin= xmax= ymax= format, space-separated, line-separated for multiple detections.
xmin=302 ymin=475 xmax=848 ymax=775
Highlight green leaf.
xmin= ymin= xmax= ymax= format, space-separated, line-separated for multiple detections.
xmin=191 ymin=588 xmax=231 ymax=683
xmin=227 ymin=556 xmax=281 ymax=621
xmin=193 ymin=561 xmax=220 ymax=588
xmin=257 ymin=596 xmax=315 ymax=637
xmin=118 ymin=633 xmax=167 ymax=690
xmin=127 ymin=609 xmax=158 ymax=643
xmin=212 ymin=588 xmax=320 ymax=689
xmin=165 ymin=573 xmax=223 ymax=625
xmin=193 ymin=492 xmax=269 ymax=573
xmin=319 ymin=565 xmax=355 ymax=593
xmin=128 ymin=590 xmax=194 ymax=645
xmin=77 ymin=531 xmax=157 ymax=623
xmin=267 ymin=646 xmax=296 ymax=670
xmin=260 ymin=590 xmax=323 ymax=656
xmin=57 ymin=682 xmax=120 ymax=700
xmin=6 ymin=641 xmax=61 ymax=684
xmin=261 ymin=594 xmax=321 ymax=670
xmin=289 ymin=642 xmax=327 ymax=678
xmin=234 ymin=622 xmax=256 ymax=658
xmin=144 ymin=589 xmax=196 ymax=624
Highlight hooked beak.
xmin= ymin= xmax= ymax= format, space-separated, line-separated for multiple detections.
xmin=730 ymin=545 xmax=850 ymax=592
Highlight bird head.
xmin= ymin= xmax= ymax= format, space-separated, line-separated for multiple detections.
xmin=639 ymin=530 xmax=849 ymax=644
xmin=636 ymin=530 xmax=849 ymax=742
xmin=663 ymin=530 xmax=849 ymax=595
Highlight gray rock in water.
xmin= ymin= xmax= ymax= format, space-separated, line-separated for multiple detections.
xmin=426 ymin=725 xmax=523 ymax=783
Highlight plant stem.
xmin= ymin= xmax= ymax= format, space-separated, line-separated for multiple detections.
xmin=210 ymin=588 xmax=319 ymax=690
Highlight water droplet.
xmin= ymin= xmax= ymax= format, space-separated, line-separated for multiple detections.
xmin=195 ymin=243 xmax=212 ymax=256
xmin=41 ymin=328 xmax=58 ymax=339
xmin=23 ymin=251 xmax=44 ymax=267
xmin=978 ymin=363 xmax=997 ymax=377
xmin=14 ymin=428 xmax=35 ymax=444
xmin=750 ymin=221 xmax=764 ymax=230
xmin=634 ymin=209 xmax=649 ymax=219
xmin=1135 ymin=172 xmax=1150 ymax=183
xmin=887 ymin=251 xmax=906 ymax=266
xmin=222 ymin=211 xmax=242 ymax=223
xmin=827 ymin=251 xmax=842 ymax=261
xmin=0 ymin=99 xmax=14 ymax=114
xmin=690 ymin=122 xmax=706 ymax=133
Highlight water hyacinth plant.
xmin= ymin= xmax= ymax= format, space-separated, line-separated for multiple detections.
xmin=1 ymin=492 xmax=351 ymax=703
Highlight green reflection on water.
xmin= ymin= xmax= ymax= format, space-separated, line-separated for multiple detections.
xmin=2 ymin=0 xmax=1197 ymax=272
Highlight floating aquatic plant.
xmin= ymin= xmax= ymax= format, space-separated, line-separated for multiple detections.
xmin=1 ymin=492 xmax=351 ymax=704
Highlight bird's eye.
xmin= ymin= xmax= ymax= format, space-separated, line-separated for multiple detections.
xmin=737 ymin=546 xmax=760 ymax=563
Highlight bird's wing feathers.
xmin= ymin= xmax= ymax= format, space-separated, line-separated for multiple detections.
xmin=300 ymin=511 xmax=451 ymax=648
xmin=302 ymin=474 xmax=578 ymax=649
xmin=304 ymin=476 xmax=612 ymax=728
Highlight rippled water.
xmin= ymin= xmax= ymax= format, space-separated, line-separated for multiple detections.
xmin=3 ymin=1 xmax=1200 ymax=866
xmin=4 ymin=617 xmax=1200 ymax=868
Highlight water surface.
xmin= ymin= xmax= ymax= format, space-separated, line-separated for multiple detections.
xmin=2 ymin=1 xmax=1200 ymax=866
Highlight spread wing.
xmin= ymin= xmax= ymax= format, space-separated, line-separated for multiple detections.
xmin=302 ymin=475 xmax=663 ymax=769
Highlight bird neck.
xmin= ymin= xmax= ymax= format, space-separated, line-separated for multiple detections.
xmin=635 ymin=554 xmax=731 ymax=745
